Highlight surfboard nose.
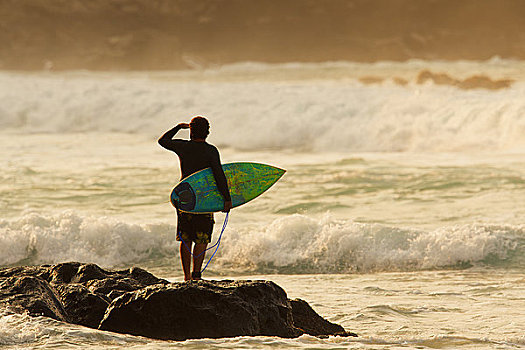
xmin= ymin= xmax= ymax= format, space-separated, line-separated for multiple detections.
xmin=275 ymin=166 xmax=286 ymax=177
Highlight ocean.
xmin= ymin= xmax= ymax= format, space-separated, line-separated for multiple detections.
xmin=1 ymin=59 xmax=524 ymax=349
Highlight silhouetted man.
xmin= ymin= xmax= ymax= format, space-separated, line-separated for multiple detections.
xmin=159 ymin=116 xmax=232 ymax=281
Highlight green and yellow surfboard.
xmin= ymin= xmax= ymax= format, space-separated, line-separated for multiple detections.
xmin=170 ymin=162 xmax=286 ymax=213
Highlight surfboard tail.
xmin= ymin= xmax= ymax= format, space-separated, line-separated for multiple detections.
xmin=170 ymin=182 xmax=196 ymax=212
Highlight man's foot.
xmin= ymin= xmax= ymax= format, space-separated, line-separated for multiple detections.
xmin=191 ymin=271 xmax=202 ymax=280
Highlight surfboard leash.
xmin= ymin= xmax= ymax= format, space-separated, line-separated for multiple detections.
xmin=200 ymin=211 xmax=229 ymax=273
xmin=177 ymin=211 xmax=229 ymax=274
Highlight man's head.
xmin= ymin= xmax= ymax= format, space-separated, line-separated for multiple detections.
xmin=190 ymin=116 xmax=210 ymax=140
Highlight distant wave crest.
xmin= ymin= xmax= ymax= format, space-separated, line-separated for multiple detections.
xmin=1 ymin=71 xmax=524 ymax=153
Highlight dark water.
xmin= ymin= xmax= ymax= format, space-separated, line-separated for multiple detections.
xmin=2 ymin=0 xmax=525 ymax=70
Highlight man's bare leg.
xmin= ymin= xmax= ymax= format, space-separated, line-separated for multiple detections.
xmin=192 ymin=243 xmax=208 ymax=280
xmin=180 ymin=242 xmax=193 ymax=281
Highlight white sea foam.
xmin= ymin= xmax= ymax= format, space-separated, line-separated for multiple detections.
xmin=0 ymin=211 xmax=176 ymax=267
xmin=218 ymin=214 xmax=523 ymax=273
xmin=1 ymin=211 xmax=522 ymax=273
xmin=1 ymin=66 xmax=524 ymax=153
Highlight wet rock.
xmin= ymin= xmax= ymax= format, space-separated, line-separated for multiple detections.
xmin=85 ymin=278 xmax=142 ymax=300
xmin=54 ymin=283 xmax=109 ymax=329
xmin=0 ymin=265 xmax=51 ymax=281
xmin=83 ymin=266 xmax=169 ymax=301
xmin=106 ymin=289 xmax=128 ymax=301
xmin=0 ymin=262 xmax=171 ymax=330
xmin=48 ymin=262 xmax=83 ymax=283
xmin=0 ymin=275 xmax=68 ymax=322
xmin=71 ymin=263 xmax=113 ymax=283
xmin=125 ymin=266 xmax=166 ymax=286
xmin=290 ymin=298 xmax=357 ymax=337
xmin=99 ymin=280 xmax=302 ymax=340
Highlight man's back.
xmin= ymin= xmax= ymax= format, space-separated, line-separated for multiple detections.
xmin=158 ymin=121 xmax=231 ymax=203
xmin=163 ymin=139 xmax=220 ymax=179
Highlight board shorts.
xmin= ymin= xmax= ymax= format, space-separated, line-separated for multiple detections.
xmin=176 ymin=209 xmax=214 ymax=244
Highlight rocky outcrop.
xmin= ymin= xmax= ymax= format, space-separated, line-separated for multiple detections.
xmin=0 ymin=262 xmax=169 ymax=326
xmin=99 ymin=280 xmax=301 ymax=340
xmin=0 ymin=262 xmax=356 ymax=341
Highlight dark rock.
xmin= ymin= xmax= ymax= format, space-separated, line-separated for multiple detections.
xmin=0 ymin=275 xmax=68 ymax=322
xmin=48 ymin=262 xmax=82 ymax=283
xmin=54 ymin=283 xmax=109 ymax=329
xmin=99 ymin=280 xmax=302 ymax=340
xmin=84 ymin=267 xmax=169 ymax=302
xmin=290 ymin=298 xmax=357 ymax=337
xmin=85 ymin=270 xmax=168 ymax=300
xmin=86 ymin=278 xmax=141 ymax=299
xmin=0 ymin=262 xmax=168 ymax=289
xmin=71 ymin=263 xmax=113 ymax=283
xmin=0 ymin=265 xmax=51 ymax=281
xmin=107 ymin=289 xmax=128 ymax=301
xmin=0 ymin=262 xmax=355 ymax=340
xmin=124 ymin=266 xmax=166 ymax=286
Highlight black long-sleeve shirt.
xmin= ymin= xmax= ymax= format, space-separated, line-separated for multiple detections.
xmin=158 ymin=126 xmax=231 ymax=202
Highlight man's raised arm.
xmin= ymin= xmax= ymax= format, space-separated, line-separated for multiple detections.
xmin=158 ymin=123 xmax=189 ymax=149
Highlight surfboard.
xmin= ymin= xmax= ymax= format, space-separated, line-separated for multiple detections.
xmin=170 ymin=162 xmax=286 ymax=213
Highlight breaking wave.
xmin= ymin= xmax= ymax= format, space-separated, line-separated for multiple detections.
xmin=1 ymin=70 xmax=524 ymax=153
xmin=219 ymin=214 xmax=525 ymax=273
xmin=0 ymin=211 xmax=176 ymax=268
xmin=1 ymin=211 xmax=523 ymax=273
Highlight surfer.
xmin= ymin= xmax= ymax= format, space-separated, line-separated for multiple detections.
xmin=159 ymin=116 xmax=232 ymax=281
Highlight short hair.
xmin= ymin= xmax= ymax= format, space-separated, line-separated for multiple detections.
xmin=190 ymin=116 xmax=210 ymax=139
